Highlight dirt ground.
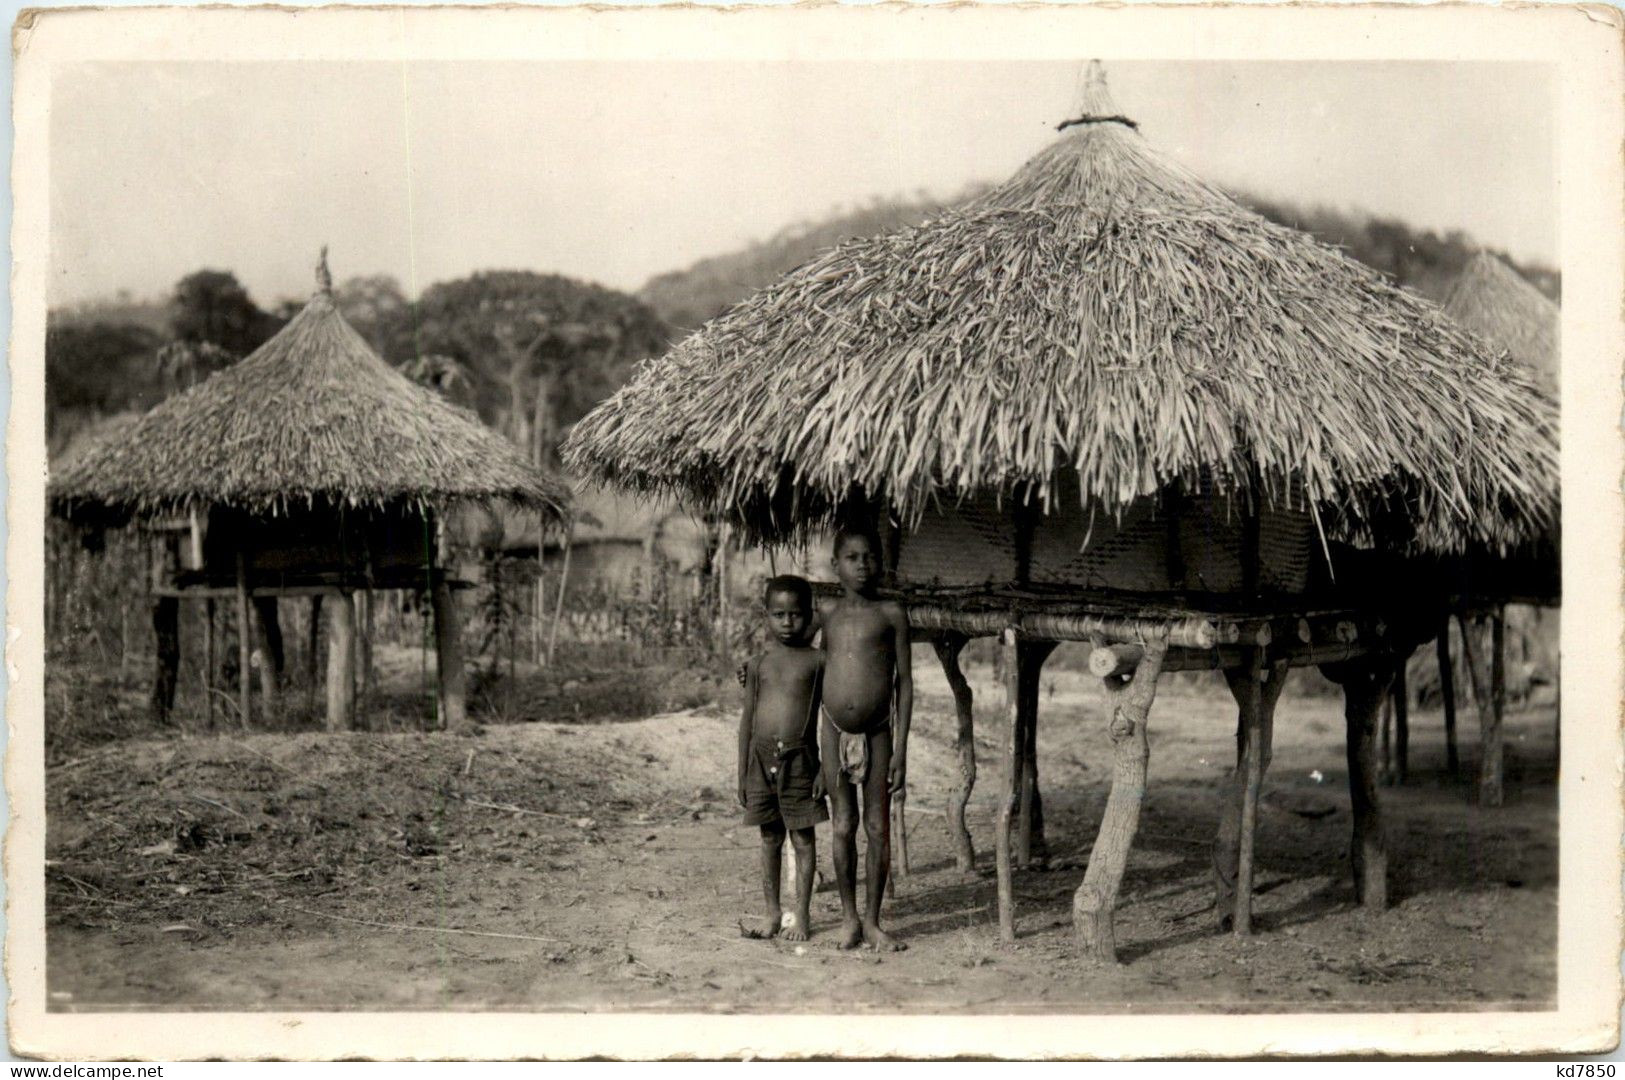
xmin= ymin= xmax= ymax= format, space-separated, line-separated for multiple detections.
xmin=45 ymin=643 xmax=1557 ymax=1013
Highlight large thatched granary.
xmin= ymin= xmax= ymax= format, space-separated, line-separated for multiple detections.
xmin=564 ymin=65 xmax=1559 ymax=960
xmin=50 ymin=253 xmax=570 ymax=731
xmin=1444 ymin=251 xmax=1560 ymax=391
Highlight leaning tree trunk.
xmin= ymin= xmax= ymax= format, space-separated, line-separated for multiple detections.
xmin=933 ymin=633 xmax=978 ymax=873
xmin=1073 ymin=633 xmax=1169 ymax=965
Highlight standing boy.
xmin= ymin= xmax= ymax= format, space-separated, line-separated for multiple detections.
xmin=737 ymin=575 xmax=827 ymax=941
xmin=819 ymin=526 xmax=913 ymax=951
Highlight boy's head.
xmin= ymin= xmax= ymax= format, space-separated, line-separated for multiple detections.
xmin=762 ymin=574 xmax=814 ymax=645
xmin=831 ymin=524 xmax=883 ymax=594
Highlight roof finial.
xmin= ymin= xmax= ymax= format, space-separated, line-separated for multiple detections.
xmin=316 ymin=245 xmax=332 ymax=295
xmin=1057 ymin=59 xmax=1137 ymax=134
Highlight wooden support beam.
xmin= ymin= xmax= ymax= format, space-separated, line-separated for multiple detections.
xmin=432 ymin=574 xmax=469 ymax=731
xmin=995 ymin=628 xmax=1022 ymax=942
xmin=1324 ymin=656 xmax=1394 ymax=909
xmin=907 ymin=606 xmax=1222 ymax=650
xmin=1392 ymin=659 xmax=1410 ymax=786
xmin=932 ymin=633 xmax=979 ymax=874
xmin=307 ymin=594 xmax=323 ymax=717
xmin=1016 ymin=638 xmax=1059 ymax=870
xmin=325 ymin=592 xmax=356 ymax=732
xmin=1437 ymin=616 xmax=1459 ymax=777
xmin=151 ymin=596 xmax=179 ymax=725
xmin=202 ymin=598 xmax=215 ymax=728
xmin=1073 ymin=633 xmax=1169 ymax=965
xmin=1459 ymin=611 xmax=1505 ymax=807
xmin=254 ymin=598 xmax=280 ymax=723
xmin=1217 ymin=650 xmax=1288 ymax=935
xmin=1488 ymin=609 xmax=1506 ymax=807
xmin=235 ymin=550 xmax=252 ymax=728
xmin=1088 ymin=640 xmax=1369 ymax=678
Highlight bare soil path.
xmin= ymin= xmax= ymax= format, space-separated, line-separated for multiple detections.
xmin=46 ymin=651 xmax=1556 ymax=1012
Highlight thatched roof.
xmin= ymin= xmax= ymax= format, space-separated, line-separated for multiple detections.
xmin=1443 ymin=251 xmax=1559 ymax=389
xmin=50 ymin=257 xmax=570 ymax=526
xmin=564 ymin=64 xmax=1557 ymax=557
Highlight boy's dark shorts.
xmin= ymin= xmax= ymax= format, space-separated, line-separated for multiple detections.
xmin=743 ymin=736 xmax=828 ymax=831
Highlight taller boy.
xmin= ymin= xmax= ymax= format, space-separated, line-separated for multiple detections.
xmin=819 ymin=525 xmax=913 ymax=951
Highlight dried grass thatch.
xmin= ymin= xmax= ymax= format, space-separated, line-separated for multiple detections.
xmin=564 ymin=63 xmax=1557 ymax=557
xmin=1443 ymin=251 xmax=1559 ymax=390
xmin=50 ymin=265 xmax=570 ymax=527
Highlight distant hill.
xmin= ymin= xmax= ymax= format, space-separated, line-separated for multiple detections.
xmin=636 ymin=186 xmax=1559 ymax=335
xmin=636 ymin=189 xmax=987 ymax=332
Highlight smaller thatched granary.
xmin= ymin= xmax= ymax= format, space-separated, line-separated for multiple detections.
xmin=1444 ymin=251 xmax=1560 ymax=391
xmin=566 ymin=63 xmax=1559 ymax=960
xmin=49 ymin=252 xmax=570 ymax=730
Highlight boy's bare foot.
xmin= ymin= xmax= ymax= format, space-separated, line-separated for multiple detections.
xmin=782 ymin=921 xmax=809 ymax=943
xmin=738 ymin=913 xmax=782 ymax=940
xmin=862 ymin=922 xmax=905 ymax=952
xmin=837 ymin=918 xmax=864 ymax=950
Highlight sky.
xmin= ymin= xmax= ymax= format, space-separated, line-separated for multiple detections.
xmin=47 ymin=60 xmax=1556 ymax=309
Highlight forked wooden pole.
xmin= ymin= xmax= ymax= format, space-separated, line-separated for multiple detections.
xmin=1437 ymin=617 xmax=1459 ymax=776
xmin=1325 ymin=656 xmax=1394 ymax=909
xmin=994 ymin=628 xmax=1022 ymax=942
xmin=235 ymin=550 xmax=252 ymax=728
xmin=1016 ymin=639 xmax=1059 ymax=868
xmin=1225 ymin=650 xmax=1288 ymax=936
xmin=1073 ymin=632 xmax=1169 ymax=964
xmin=933 ymin=633 xmax=978 ymax=874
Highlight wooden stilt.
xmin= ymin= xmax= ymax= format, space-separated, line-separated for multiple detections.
xmin=325 ymin=591 xmax=356 ymax=731
xmin=1437 ymin=617 xmax=1459 ymax=777
xmin=1392 ymin=659 xmax=1410 ymax=786
xmin=1379 ymin=695 xmax=1393 ymax=784
xmin=1016 ymin=639 xmax=1059 ymax=868
xmin=994 ymin=628 xmax=1022 ymax=942
xmin=203 ymin=598 xmax=216 ymax=727
xmin=1487 ymin=608 xmax=1506 ymax=806
xmin=432 ymin=575 xmax=468 ymax=731
xmin=933 ymin=633 xmax=978 ymax=874
xmin=235 ymin=551 xmax=252 ymax=727
xmin=254 ymin=597 xmax=280 ymax=723
xmin=1216 ymin=650 xmax=1288 ymax=935
xmin=356 ymin=589 xmax=375 ymax=709
xmin=253 ymin=596 xmax=285 ymax=675
xmin=1073 ymin=632 xmax=1169 ymax=965
xmin=306 ymin=594 xmax=323 ymax=716
xmin=1459 ymin=612 xmax=1504 ymax=807
xmin=152 ymin=597 xmax=180 ymax=724
xmin=546 ymin=534 xmax=573 ymax=666
xmin=1326 ymin=656 xmax=1393 ymax=909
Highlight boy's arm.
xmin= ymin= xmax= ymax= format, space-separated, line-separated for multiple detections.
xmin=737 ymin=657 xmax=759 ymax=808
xmin=888 ymin=603 xmax=914 ymax=794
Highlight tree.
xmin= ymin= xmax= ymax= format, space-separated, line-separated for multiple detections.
xmin=405 ymin=271 xmax=670 ymax=467
xmin=168 ymin=269 xmax=280 ymax=357
xmin=336 ymin=274 xmax=411 ymax=356
xmin=44 ymin=319 xmax=164 ymax=440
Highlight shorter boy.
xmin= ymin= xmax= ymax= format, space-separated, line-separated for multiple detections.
xmin=737 ymin=575 xmax=827 ymax=941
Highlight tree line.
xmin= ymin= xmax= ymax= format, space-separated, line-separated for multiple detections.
xmin=47 ymin=191 xmax=1558 ymax=462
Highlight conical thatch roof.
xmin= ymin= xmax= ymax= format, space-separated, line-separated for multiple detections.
xmin=1443 ymin=251 xmax=1559 ymax=389
xmin=564 ymin=64 xmax=1557 ymax=557
xmin=50 ymin=257 xmax=570 ymax=526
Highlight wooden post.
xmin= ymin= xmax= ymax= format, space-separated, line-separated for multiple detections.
xmin=1437 ymin=616 xmax=1459 ymax=776
xmin=1073 ymin=632 xmax=1168 ymax=964
xmin=355 ymin=589 xmax=375 ymax=707
xmin=152 ymin=597 xmax=180 ymax=724
xmin=546 ymin=534 xmax=573 ymax=666
xmin=1379 ymin=695 xmax=1393 ymax=784
xmin=933 ymin=633 xmax=979 ymax=874
xmin=1016 ymin=639 xmax=1059 ymax=868
xmin=432 ymin=574 xmax=468 ymax=731
xmin=235 ymin=550 xmax=252 ymax=727
xmin=254 ymin=598 xmax=280 ymax=723
xmin=1459 ymin=611 xmax=1504 ymax=807
xmin=1325 ymin=656 xmax=1393 ymax=909
xmin=307 ymin=594 xmax=323 ymax=715
xmin=994 ymin=627 xmax=1022 ymax=942
xmin=325 ymin=590 xmax=356 ymax=731
xmin=1487 ymin=608 xmax=1506 ymax=807
xmin=1392 ymin=658 xmax=1410 ymax=786
xmin=202 ymin=598 xmax=215 ymax=727
xmin=1219 ymin=650 xmax=1288 ymax=936
xmin=252 ymin=596 xmax=285 ymax=675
